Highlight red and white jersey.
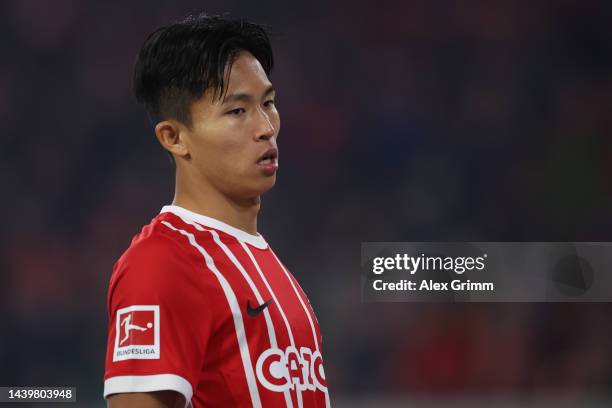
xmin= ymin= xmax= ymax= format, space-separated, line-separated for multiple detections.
xmin=103 ymin=205 xmax=330 ymax=408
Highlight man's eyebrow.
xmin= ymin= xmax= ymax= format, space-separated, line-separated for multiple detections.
xmin=222 ymin=85 xmax=275 ymax=104
xmin=263 ymin=85 xmax=275 ymax=97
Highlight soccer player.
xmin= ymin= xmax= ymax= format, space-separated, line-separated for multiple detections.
xmin=103 ymin=14 xmax=330 ymax=408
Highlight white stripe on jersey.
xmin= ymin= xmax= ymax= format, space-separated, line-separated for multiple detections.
xmin=179 ymin=218 xmax=295 ymax=408
xmin=240 ymin=243 xmax=297 ymax=343
xmin=241 ymin=242 xmax=304 ymax=408
xmin=161 ymin=221 xmax=262 ymax=408
xmin=270 ymin=250 xmax=332 ymax=408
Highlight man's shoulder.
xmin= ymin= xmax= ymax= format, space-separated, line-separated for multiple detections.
xmin=120 ymin=211 xmax=217 ymax=258
xmin=109 ymin=216 xmax=224 ymax=308
xmin=120 ymin=215 xmax=182 ymax=260
xmin=111 ymin=213 xmax=210 ymax=282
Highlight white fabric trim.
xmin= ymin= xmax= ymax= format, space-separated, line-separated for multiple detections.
xmin=161 ymin=220 xmax=263 ymax=408
xmin=160 ymin=205 xmax=268 ymax=249
xmin=172 ymin=216 xmax=294 ymax=408
xmin=103 ymin=374 xmax=193 ymax=408
xmin=241 ymin=243 xmax=296 ymax=345
xmin=241 ymin=242 xmax=303 ymax=408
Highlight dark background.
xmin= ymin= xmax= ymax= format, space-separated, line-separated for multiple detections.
xmin=2 ymin=0 xmax=612 ymax=406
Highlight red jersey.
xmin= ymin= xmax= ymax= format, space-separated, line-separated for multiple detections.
xmin=103 ymin=205 xmax=330 ymax=408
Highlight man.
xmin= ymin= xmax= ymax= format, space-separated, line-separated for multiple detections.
xmin=103 ymin=14 xmax=330 ymax=408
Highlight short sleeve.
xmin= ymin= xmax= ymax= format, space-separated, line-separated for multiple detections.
xmin=103 ymin=233 xmax=213 ymax=408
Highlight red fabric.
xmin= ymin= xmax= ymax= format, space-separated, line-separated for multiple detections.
xmin=104 ymin=210 xmax=329 ymax=407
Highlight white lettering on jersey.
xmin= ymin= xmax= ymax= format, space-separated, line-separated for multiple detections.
xmin=255 ymin=346 xmax=327 ymax=393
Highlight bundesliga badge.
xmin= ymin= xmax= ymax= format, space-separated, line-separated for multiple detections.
xmin=113 ymin=305 xmax=160 ymax=361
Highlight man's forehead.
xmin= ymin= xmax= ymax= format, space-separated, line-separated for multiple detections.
xmin=196 ymin=52 xmax=273 ymax=108
xmin=222 ymin=52 xmax=272 ymax=95
xmin=230 ymin=50 xmax=267 ymax=75
xmin=221 ymin=85 xmax=275 ymax=104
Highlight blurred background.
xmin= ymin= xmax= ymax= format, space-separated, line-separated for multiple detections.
xmin=2 ymin=0 xmax=612 ymax=406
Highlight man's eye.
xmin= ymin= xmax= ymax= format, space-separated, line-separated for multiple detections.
xmin=227 ymin=108 xmax=245 ymax=115
xmin=264 ymin=100 xmax=275 ymax=107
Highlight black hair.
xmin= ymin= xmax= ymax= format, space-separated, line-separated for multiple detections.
xmin=133 ymin=13 xmax=274 ymax=127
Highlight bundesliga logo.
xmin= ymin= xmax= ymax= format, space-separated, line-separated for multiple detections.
xmin=256 ymin=346 xmax=327 ymax=393
xmin=113 ymin=305 xmax=160 ymax=361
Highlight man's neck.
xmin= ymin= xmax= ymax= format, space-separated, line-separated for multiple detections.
xmin=173 ymin=173 xmax=261 ymax=235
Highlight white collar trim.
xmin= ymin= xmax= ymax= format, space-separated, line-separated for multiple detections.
xmin=160 ymin=205 xmax=268 ymax=249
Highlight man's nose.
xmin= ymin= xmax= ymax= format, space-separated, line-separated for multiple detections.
xmin=254 ymin=107 xmax=276 ymax=141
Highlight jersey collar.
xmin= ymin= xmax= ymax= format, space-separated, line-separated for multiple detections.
xmin=160 ymin=205 xmax=269 ymax=249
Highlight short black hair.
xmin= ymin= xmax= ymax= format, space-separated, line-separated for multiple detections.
xmin=133 ymin=13 xmax=274 ymax=127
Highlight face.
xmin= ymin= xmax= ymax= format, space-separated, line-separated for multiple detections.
xmin=182 ymin=51 xmax=280 ymax=200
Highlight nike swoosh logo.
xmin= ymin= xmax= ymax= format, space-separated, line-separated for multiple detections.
xmin=246 ymin=299 xmax=272 ymax=317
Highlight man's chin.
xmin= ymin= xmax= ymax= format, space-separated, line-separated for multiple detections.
xmin=257 ymin=177 xmax=277 ymax=195
xmin=237 ymin=177 xmax=276 ymax=201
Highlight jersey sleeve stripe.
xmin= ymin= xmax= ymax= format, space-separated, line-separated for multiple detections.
xmin=103 ymin=374 xmax=193 ymax=408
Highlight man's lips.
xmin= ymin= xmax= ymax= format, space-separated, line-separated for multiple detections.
xmin=257 ymin=148 xmax=278 ymax=165
xmin=257 ymin=148 xmax=279 ymax=176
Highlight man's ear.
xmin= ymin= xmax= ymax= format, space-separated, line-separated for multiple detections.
xmin=154 ymin=120 xmax=190 ymax=160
